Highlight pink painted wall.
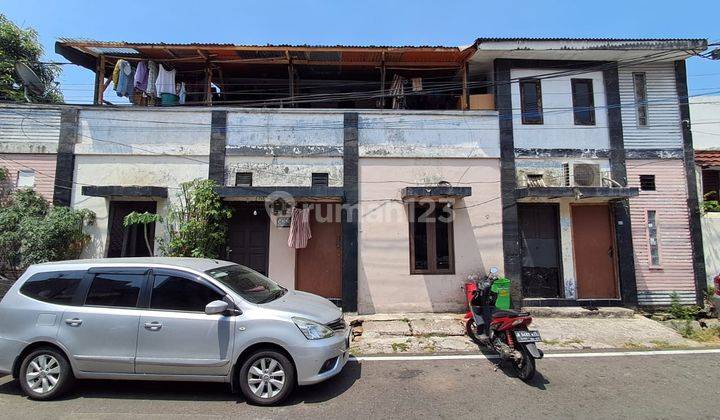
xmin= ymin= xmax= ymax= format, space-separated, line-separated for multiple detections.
xmin=0 ymin=153 xmax=56 ymax=202
xmin=627 ymin=159 xmax=695 ymax=298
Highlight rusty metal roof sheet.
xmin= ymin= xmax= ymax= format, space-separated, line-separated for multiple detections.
xmin=696 ymin=150 xmax=720 ymax=167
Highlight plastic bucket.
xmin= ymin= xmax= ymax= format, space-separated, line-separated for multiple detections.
xmin=491 ymin=277 xmax=511 ymax=310
xmin=160 ymin=93 xmax=179 ymax=106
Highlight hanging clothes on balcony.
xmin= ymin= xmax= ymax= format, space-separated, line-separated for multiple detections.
xmin=114 ymin=60 xmax=134 ymax=98
xmin=133 ymin=61 xmax=148 ymax=92
xmin=288 ymin=207 xmax=312 ymax=249
xmin=155 ymin=64 xmax=176 ymax=96
xmin=178 ymin=82 xmax=186 ymax=104
xmin=146 ymin=61 xmax=158 ymax=97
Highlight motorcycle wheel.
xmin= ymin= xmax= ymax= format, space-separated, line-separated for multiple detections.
xmin=513 ymin=345 xmax=536 ymax=382
xmin=465 ymin=319 xmax=484 ymax=345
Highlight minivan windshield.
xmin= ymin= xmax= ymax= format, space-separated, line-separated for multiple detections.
xmin=206 ymin=264 xmax=286 ymax=304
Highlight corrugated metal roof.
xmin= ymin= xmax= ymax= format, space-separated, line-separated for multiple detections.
xmin=696 ymin=150 xmax=720 ymax=167
xmin=475 ymin=37 xmax=706 ymax=42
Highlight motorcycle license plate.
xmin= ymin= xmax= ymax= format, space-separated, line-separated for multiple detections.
xmin=514 ymin=330 xmax=542 ymax=343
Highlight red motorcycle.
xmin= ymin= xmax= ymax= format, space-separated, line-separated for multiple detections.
xmin=463 ymin=268 xmax=543 ymax=381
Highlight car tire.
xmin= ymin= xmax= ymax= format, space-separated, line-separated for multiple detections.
xmin=18 ymin=347 xmax=75 ymax=400
xmin=238 ymin=349 xmax=295 ymax=405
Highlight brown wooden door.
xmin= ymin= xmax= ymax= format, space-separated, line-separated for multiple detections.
xmin=571 ymin=204 xmax=618 ymax=299
xmin=296 ymin=205 xmax=342 ymax=299
xmin=226 ymin=203 xmax=270 ymax=275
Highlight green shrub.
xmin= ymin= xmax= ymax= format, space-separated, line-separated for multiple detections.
xmin=668 ymin=292 xmax=700 ymax=320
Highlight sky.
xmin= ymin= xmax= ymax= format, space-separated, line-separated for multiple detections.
xmin=3 ymin=0 xmax=720 ymax=104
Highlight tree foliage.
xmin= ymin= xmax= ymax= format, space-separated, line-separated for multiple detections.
xmin=0 ymin=14 xmax=63 ymax=103
xmin=123 ymin=211 xmax=162 ymax=256
xmin=0 ymin=188 xmax=94 ymax=278
xmin=160 ymin=179 xmax=232 ymax=259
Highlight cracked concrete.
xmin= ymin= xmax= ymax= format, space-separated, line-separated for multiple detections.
xmin=348 ymin=312 xmax=710 ymax=355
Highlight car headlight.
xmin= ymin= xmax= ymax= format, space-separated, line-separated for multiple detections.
xmin=292 ymin=317 xmax=335 ymax=340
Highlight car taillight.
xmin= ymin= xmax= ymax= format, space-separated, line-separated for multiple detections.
xmin=714 ymin=276 xmax=720 ymax=296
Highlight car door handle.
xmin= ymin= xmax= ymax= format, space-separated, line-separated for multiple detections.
xmin=64 ymin=318 xmax=82 ymax=327
xmin=144 ymin=321 xmax=163 ymax=331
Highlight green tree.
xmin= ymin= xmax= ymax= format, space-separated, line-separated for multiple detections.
xmin=0 ymin=14 xmax=63 ymax=103
xmin=0 ymin=189 xmax=94 ymax=278
xmin=161 ymin=179 xmax=232 ymax=259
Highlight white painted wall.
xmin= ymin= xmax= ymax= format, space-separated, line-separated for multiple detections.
xmin=510 ymin=69 xmax=609 ymax=150
xmin=359 ymin=110 xmax=500 ymax=158
xmin=690 ymin=96 xmax=720 ymax=150
xmin=225 ymin=156 xmax=343 ymax=187
xmin=702 ymin=213 xmax=720 ymax=286
xmin=619 ymin=63 xmax=683 ymax=150
xmin=72 ymin=155 xmax=208 ymax=258
xmin=358 ymin=157 xmax=504 ymax=314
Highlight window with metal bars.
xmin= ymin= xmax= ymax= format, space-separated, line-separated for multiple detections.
xmin=235 ymin=172 xmax=252 ymax=186
xmin=311 ymin=173 xmax=329 ymax=187
xmin=520 ymin=79 xmax=543 ymax=125
xmin=633 ymin=72 xmax=648 ymax=126
xmin=571 ymin=79 xmax=596 ymax=126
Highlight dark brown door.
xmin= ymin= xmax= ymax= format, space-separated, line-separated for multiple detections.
xmin=572 ymin=204 xmax=618 ymax=299
xmin=296 ymin=204 xmax=342 ymax=299
xmin=226 ymin=203 xmax=270 ymax=275
xmin=518 ymin=204 xmax=562 ymax=298
xmin=107 ymin=201 xmax=157 ymax=258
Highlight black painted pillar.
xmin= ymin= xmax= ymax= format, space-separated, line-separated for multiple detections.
xmin=603 ymin=64 xmax=638 ymax=306
xmin=341 ymin=112 xmax=359 ymax=312
xmin=494 ymin=60 xmax=522 ymax=307
xmin=209 ymin=110 xmax=228 ymax=184
xmin=53 ymin=108 xmax=79 ymax=206
xmin=675 ymin=60 xmax=707 ymax=305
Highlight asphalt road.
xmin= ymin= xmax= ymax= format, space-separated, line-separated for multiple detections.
xmin=0 ymin=351 xmax=718 ymax=419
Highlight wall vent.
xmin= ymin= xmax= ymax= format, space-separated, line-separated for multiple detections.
xmin=235 ymin=172 xmax=253 ymax=186
xmin=311 ymin=172 xmax=329 ymax=187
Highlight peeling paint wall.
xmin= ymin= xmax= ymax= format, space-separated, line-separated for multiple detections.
xmin=0 ymin=105 xmax=60 ymax=154
xmin=510 ymin=69 xmax=609 ymax=150
xmin=358 ymin=158 xmax=503 ymax=314
xmin=224 ymin=156 xmax=343 ymax=187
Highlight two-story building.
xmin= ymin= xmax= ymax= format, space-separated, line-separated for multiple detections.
xmin=6 ymin=37 xmax=704 ymax=313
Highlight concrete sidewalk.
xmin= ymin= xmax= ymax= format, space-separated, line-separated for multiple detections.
xmin=347 ymin=308 xmax=707 ymax=355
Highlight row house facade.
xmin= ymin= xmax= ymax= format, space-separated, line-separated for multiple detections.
xmin=0 ymin=37 xmax=707 ymax=313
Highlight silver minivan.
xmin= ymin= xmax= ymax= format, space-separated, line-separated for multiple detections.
xmin=0 ymin=258 xmax=350 ymax=405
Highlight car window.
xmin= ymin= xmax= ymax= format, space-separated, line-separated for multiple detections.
xmin=84 ymin=273 xmax=145 ymax=308
xmin=150 ymin=274 xmax=223 ymax=312
xmin=20 ymin=271 xmax=85 ymax=305
xmin=206 ymin=264 xmax=285 ymax=304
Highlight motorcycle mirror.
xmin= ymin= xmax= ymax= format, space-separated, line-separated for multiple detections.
xmin=489 ymin=267 xmax=499 ymax=275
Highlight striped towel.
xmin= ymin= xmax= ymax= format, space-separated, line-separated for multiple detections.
xmin=288 ymin=207 xmax=312 ymax=249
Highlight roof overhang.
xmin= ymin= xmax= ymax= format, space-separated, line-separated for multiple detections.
xmin=401 ymin=186 xmax=472 ymax=202
xmin=55 ymin=39 xmax=476 ymax=72
xmin=81 ymin=185 xmax=168 ymax=198
xmin=695 ymin=150 xmax=720 ymax=168
xmin=216 ymin=186 xmax=344 ymax=202
xmin=515 ymin=186 xmax=638 ymax=201
xmin=469 ymin=38 xmax=707 ymax=65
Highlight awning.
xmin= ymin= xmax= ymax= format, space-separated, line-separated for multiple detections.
xmin=401 ymin=186 xmax=471 ymax=201
xmin=696 ymin=150 xmax=720 ymax=168
xmin=515 ymin=186 xmax=638 ymax=201
xmin=81 ymin=185 xmax=168 ymax=198
xmin=216 ymin=186 xmax=344 ymax=202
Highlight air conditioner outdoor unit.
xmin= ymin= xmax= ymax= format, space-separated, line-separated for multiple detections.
xmin=562 ymin=163 xmax=602 ymax=187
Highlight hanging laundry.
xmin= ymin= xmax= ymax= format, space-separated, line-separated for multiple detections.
xmin=155 ymin=64 xmax=176 ymax=96
xmin=287 ymin=207 xmax=312 ymax=249
xmin=146 ymin=61 xmax=158 ymax=97
xmin=115 ymin=60 xmax=133 ymax=97
xmin=134 ymin=61 xmax=148 ymax=92
xmin=112 ymin=60 xmax=123 ymax=88
xmin=178 ymin=82 xmax=186 ymax=104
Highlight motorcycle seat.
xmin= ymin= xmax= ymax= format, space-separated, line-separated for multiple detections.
xmin=492 ymin=309 xmax=530 ymax=318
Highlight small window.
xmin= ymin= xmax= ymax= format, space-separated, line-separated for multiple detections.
xmin=571 ymin=79 xmax=596 ymax=126
xmin=312 ymin=173 xmax=329 ymax=187
xmin=633 ymin=72 xmax=648 ymax=126
xmin=646 ymin=210 xmax=661 ymax=266
xmin=702 ymin=169 xmax=720 ymax=201
xmin=20 ymin=271 xmax=84 ymax=305
xmin=409 ymin=202 xmax=454 ymax=274
xmin=639 ymin=175 xmax=656 ymax=191
xmin=520 ymin=79 xmax=543 ymax=124
xmin=150 ymin=274 xmax=223 ymax=312
xmin=235 ymin=172 xmax=252 ymax=186
xmin=84 ymin=273 xmax=145 ymax=308
xmin=17 ymin=170 xmax=35 ymax=188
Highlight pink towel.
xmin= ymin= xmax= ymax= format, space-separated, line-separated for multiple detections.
xmin=288 ymin=207 xmax=312 ymax=249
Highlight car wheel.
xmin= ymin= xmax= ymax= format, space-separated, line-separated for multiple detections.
xmin=239 ymin=350 xmax=295 ymax=405
xmin=19 ymin=347 xmax=75 ymax=400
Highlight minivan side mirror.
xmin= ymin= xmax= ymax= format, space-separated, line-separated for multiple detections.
xmin=205 ymin=300 xmax=229 ymax=315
